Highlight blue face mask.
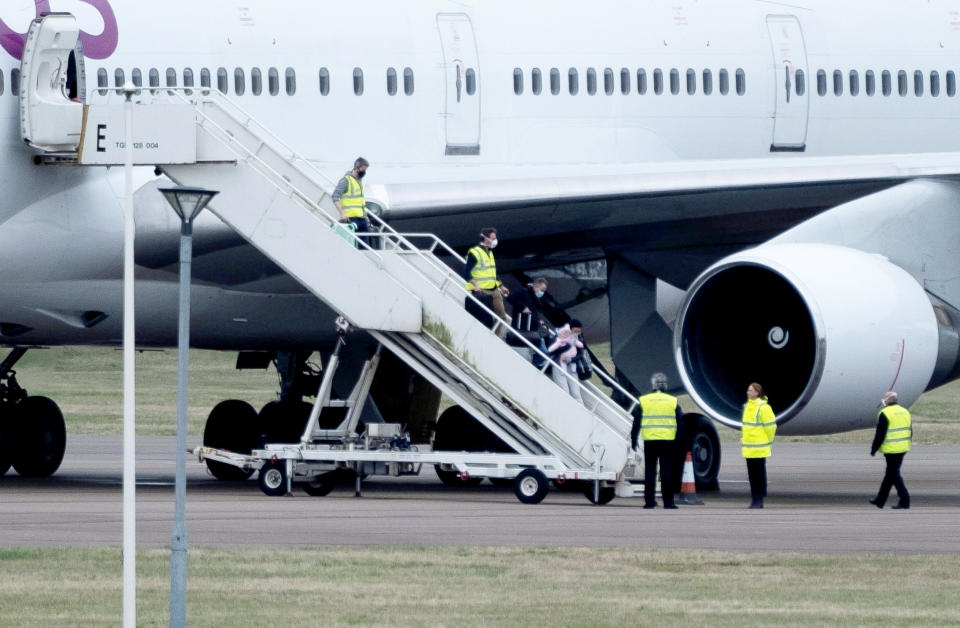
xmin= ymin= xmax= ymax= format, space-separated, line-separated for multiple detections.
xmin=535 ymin=290 xmax=544 ymax=298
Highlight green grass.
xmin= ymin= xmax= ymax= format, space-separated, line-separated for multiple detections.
xmin=0 ymin=546 xmax=958 ymax=626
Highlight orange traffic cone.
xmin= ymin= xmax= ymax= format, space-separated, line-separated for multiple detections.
xmin=677 ymin=451 xmax=704 ymax=505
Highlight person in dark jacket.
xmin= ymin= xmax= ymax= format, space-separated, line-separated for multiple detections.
xmin=631 ymin=373 xmax=685 ymax=509
xmin=869 ymin=391 xmax=911 ymax=509
xmin=507 ymin=278 xmax=551 ymax=359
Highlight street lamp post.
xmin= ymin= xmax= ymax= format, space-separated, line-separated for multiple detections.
xmin=159 ymin=186 xmax=218 ymax=628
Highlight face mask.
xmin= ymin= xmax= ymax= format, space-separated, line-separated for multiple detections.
xmin=535 ymin=290 xmax=545 ymax=298
xmin=357 ymin=170 xmax=366 ymax=179
xmin=488 ymin=238 xmax=498 ymax=248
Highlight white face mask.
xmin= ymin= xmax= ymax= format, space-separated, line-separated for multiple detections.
xmin=535 ymin=290 xmax=544 ymax=298
xmin=488 ymin=238 xmax=498 ymax=249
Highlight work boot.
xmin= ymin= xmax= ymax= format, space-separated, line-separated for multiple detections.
xmin=643 ymin=503 xmax=656 ymax=509
xmin=892 ymin=503 xmax=910 ymax=510
xmin=869 ymin=498 xmax=883 ymax=509
xmin=749 ymin=498 xmax=763 ymax=509
xmin=663 ymin=503 xmax=678 ymax=510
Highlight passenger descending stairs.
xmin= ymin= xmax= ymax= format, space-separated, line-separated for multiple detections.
xmin=73 ymin=93 xmax=636 ymax=476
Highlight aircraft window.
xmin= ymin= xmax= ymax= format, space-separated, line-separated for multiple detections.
xmin=568 ymin=68 xmax=579 ymax=95
xmin=898 ymin=70 xmax=907 ymax=96
xmin=250 ymin=68 xmax=262 ymax=96
xmin=513 ymin=67 xmax=523 ymax=95
xmin=353 ymin=67 xmax=364 ymax=96
xmin=132 ymin=68 xmax=143 ymax=95
xmin=865 ymin=70 xmax=875 ymax=96
xmin=637 ymin=69 xmax=647 ymax=95
xmin=97 ymin=68 xmax=108 ymax=96
xmin=387 ymin=67 xmax=397 ymax=96
xmin=795 ymin=69 xmax=805 ymax=96
xmin=669 ymin=68 xmax=679 ymax=95
xmin=653 ymin=68 xmax=663 ymax=95
xmin=114 ymin=68 xmax=124 ymax=95
xmin=150 ymin=68 xmax=161 ymax=94
xmin=586 ymin=68 xmax=597 ymax=95
xmin=735 ymin=68 xmax=746 ymax=95
xmin=183 ymin=68 xmax=194 ymax=95
xmin=0 ymin=69 xmax=4 ymax=96
xmin=914 ymin=70 xmax=923 ymax=96
xmin=881 ymin=70 xmax=891 ymax=96
xmin=286 ymin=68 xmax=296 ymax=95
xmin=832 ymin=70 xmax=842 ymax=96
xmin=702 ymin=69 xmax=712 ymax=95
xmin=948 ymin=71 xmax=956 ymax=97
xmin=268 ymin=68 xmax=279 ymax=96
xmin=10 ymin=68 xmax=18 ymax=96
xmin=931 ymin=71 xmax=940 ymax=97
xmin=217 ymin=68 xmax=228 ymax=94
xmin=604 ymin=67 xmax=614 ymax=95
xmin=166 ymin=67 xmax=177 ymax=89
xmin=620 ymin=67 xmax=630 ymax=95
xmin=531 ymin=68 xmax=542 ymax=95
xmin=319 ymin=68 xmax=330 ymax=95
xmin=849 ymin=70 xmax=859 ymax=96
xmin=200 ymin=68 xmax=211 ymax=91
xmin=686 ymin=68 xmax=696 ymax=95
xmin=234 ymin=67 xmax=245 ymax=96
xmin=462 ymin=68 xmax=471 ymax=95
xmin=405 ymin=67 xmax=416 ymax=95
xmin=816 ymin=69 xmax=826 ymax=96
xmin=550 ymin=67 xmax=560 ymax=95
xmin=718 ymin=69 xmax=728 ymax=95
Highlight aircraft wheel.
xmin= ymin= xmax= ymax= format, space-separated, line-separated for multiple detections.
xmin=203 ymin=400 xmax=257 ymax=481
xmin=489 ymin=477 xmax=514 ymax=488
xmin=434 ymin=465 xmax=483 ymax=487
xmin=583 ymin=483 xmax=616 ymax=505
xmin=514 ymin=469 xmax=549 ymax=504
xmin=258 ymin=460 xmax=288 ymax=497
xmin=302 ymin=472 xmax=336 ymax=496
xmin=11 ymin=396 xmax=66 ymax=477
xmin=257 ymin=400 xmax=313 ymax=445
xmin=0 ymin=410 xmax=12 ymax=476
xmin=683 ymin=413 xmax=721 ymax=491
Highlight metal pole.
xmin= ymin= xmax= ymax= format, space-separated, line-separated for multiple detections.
xmin=122 ymin=87 xmax=137 ymax=628
xmin=169 ymin=219 xmax=192 ymax=627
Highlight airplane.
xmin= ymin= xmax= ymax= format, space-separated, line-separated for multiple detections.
xmin=1 ymin=0 xmax=959 ymax=490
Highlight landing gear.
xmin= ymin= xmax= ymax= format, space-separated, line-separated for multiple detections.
xmin=0 ymin=348 xmax=67 ymax=478
xmin=683 ymin=413 xmax=721 ymax=491
xmin=583 ymin=483 xmax=616 ymax=505
xmin=433 ymin=405 xmax=511 ymax=487
xmin=202 ymin=400 xmax=257 ymax=480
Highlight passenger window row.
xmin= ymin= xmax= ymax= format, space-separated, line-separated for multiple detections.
xmin=513 ymin=66 xmax=747 ymax=96
xmin=815 ymin=69 xmax=957 ymax=97
xmin=97 ymin=66 xmax=298 ymax=97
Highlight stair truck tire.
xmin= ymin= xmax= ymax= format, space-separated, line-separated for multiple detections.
xmin=302 ymin=472 xmax=337 ymax=496
xmin=258 ymin=460 xmax=289 ymax=497
xmin=514 ymin=468 xmax=549 ymax=504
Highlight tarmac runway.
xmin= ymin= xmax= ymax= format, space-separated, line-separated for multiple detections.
xmin=1 ymin=435 xmax=958 ymax=553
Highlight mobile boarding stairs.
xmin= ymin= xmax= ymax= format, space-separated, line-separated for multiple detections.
xmin=19 ymin=13 xmax=648 ymax=504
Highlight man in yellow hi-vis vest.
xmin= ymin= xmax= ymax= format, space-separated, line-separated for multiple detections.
xmin=631 ymin=372 xmax=684 ymax=509
xmin=462 ymin=228 xmax=509 ymax=338
xmin=333 ymin=157 xmax=371 ymax=241
xmin=869 ymin=391 xmax=911 ymax=509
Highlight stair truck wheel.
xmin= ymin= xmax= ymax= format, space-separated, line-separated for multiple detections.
xmin=583 ymin=483 xmax=616 ymax=505
xmin=514 ymin=468 xmax=549 ymax=504
xmin=203 ymin=400 xmax=257 ymax=481
xmin=302 ymin=472 xmax=336 ymax=496
xmin=258 ymin=460 xmax=288 ymax=497
xmin=11 ymin=396 xmax=66 ymax=477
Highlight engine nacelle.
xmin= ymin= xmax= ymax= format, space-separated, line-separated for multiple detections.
xmin=674 ymin=243 xmax=938 ymax=434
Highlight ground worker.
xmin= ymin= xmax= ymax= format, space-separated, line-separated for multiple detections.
xmin=462 ymin=228 xmax=509 ymax=338
xmin=631 ymin=372 xmax=683 ymax=509
xmin=742 ymin=382 xmax=777 ymax=509
xmin=332 ymin=157 xmax=372 ymax=242
xmin=869 ymin=391 xmax=911 ymax=509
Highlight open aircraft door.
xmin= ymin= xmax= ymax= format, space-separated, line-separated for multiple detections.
xmin=19 ymin=13 xmax=84 ymax=152
xmin=767 ymin=15 xmax=809 ymax=152
xmin=437 ymin=13 xmax=481 ymax=155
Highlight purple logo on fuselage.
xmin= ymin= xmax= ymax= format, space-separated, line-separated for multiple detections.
xmin=0 ymin=0 xmax=118 ymax=60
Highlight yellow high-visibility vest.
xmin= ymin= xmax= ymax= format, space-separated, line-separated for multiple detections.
xmin=638 ymin=391 xmax=678 ymax=441
xmin=741 ymin=398 xmax=776 ymax=459
xmin=340 ymin=174 xmax=366 ymax=218
xmin=465 ymin=246 xmax=499 ymax=290
xmin=879 ymin=404 xmax=912 ymax=454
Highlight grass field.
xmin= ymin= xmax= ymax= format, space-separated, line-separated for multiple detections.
xmin=1 ymin=546 xmax=958 ymax=626
xmin=10 ymin=345 xmax=960 ymax=444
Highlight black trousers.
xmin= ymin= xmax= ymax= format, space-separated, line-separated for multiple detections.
xmin=643 ymin=440 xmax=675 ymax=507
xmin=746 ymin=457 xmax=767 ymax=500
xmin=348 ymin=217 xmax=378 ymax=249
xmin=875 ymin=452 xmax=909 ymax=507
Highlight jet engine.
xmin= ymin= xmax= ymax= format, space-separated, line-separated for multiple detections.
xmin=674 ymin=243 xmax=940 ymax=434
